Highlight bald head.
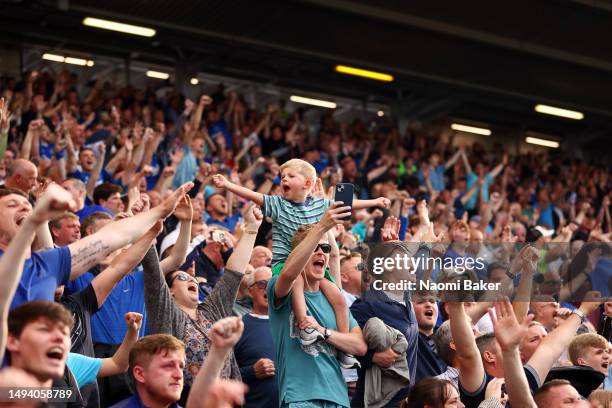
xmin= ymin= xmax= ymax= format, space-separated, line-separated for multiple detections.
xmin=250 ymin=246 xmax=272 ymax=268
xmin=5 ymin=159 xmax=37 ymax=194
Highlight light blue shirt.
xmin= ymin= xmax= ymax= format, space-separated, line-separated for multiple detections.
xmin=465 ymin=172 xmax=493 ymax=210
xmin=67 ymin=352 xmax=103 ymax=388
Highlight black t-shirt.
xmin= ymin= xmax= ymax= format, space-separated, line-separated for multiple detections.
xmin=61 ymin=284 xmax=99 ymax=357
xmin=459 ymin=365 xmax=541 ymax=408
xmin=61 ymin=284 xmax=100 ymax=408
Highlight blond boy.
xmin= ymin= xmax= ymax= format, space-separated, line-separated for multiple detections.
xmin=213 ymin=158 xmax=388 ymax=363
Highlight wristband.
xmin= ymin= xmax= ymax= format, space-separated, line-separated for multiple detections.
xmin=244 ymin=230 xmax=258 ymax=235
xmin=505 ymin=270 xmax=518 ymax=280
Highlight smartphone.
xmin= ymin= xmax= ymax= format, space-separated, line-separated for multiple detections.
xmin=334 ymin=183 xmax=354 ymax=220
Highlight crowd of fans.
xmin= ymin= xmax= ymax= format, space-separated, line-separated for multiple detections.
xmin=0 ymin=67 xmax=610 ymax=408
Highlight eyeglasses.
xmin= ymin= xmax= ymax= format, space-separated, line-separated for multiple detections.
xmin=168 ymin=272 xmax=198 ymax=287
xmin=249 ymin=279 xmax=269 ymax=290
xmin=314 ymin=243 xmax=332 ymax=254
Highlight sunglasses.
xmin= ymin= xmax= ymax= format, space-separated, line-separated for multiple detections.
xmin=249 ymin=279 xmax=269 ymax=290
xmin=168 ymin=273 xmax=198 ymax=287
xmin=314 ymin=243 xmax=332 ymax=254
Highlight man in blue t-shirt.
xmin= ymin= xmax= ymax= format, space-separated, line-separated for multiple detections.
xmin=463 ymin=153 xmax=507 ymax=211
xmin=268 ymin=206 xmax=367 ymax=408
xmin=0 ymin=182 xmax=193 ymax=311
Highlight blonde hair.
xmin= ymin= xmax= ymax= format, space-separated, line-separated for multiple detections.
xmin=280 ymin=159 xmax=317 ymax=186
xmin=568 ymin=333 xmax=609 ymax=365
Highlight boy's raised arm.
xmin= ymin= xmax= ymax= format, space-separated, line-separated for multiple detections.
xmin=212 ymin=174 xmax=264 ymax=206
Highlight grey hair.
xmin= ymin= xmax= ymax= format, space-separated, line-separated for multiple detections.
xmin=247 ymin=266 xmax=271 ymax=287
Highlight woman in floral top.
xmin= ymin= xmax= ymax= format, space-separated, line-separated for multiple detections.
xmin=143 ymin=205 xmax=263 ymax=403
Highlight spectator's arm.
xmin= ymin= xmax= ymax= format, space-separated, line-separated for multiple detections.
xmin=239 ymin=158 xmax=264 ymax=184
xmin=465 ymin=301 xmax=493 ymax=324
xmin=154 ymin=166 xmax=175 ymax=194
xmin=33 ymin=221 xmax=54 ymax=251
xmin=360 ymin=141 xmax=372 ymax=170
xmin=186 ymin=317 xmax=245 ymax=408
xmin=143 ymin=246 xmax=187 ymax=336
xmin=131 ymin=133 xmax=148 ymax=169
xmin=491 ymin=300 xmax=537 ymax=408
xmin=448 ymin=302 xmax=486 ymax=393
xmin=212 ymin=174 xmax=264 ymax=206
xmin=104 ymin=145 xmax=127 ymax=176
xmin=234 ymin=140 xmax=252 ymax=163
xmin=327 ymin=230 xmax=341 ymax=289
xmin=325 ymin=325 xmax=367 ymax=356
xmin=91 ymin=223 xmax=158 ymax=308
xmin=256 ymin=178 xmax=274 ymax=196
xmin=0 ymin=97 xmax=9 ymax=159
xmin=160 ymin=197 xmax=192 ymax=274
xmin=20 ymin=124 xmax=35 ymax=159
xmin=0 ymin=185 xmax=77 ymax=362
xmin=461 ymin=150 xmax=473 ymax=174
xmin=528 ymin=297 xmax=601 ymax=382
xmin=353 ymin=197 xmax=390 ymax=211
xmin=49 ymin=153 xmax=67 ymax=182
xmin=85 ymin=144 xmax=106 ymax=200
xmin=511 ymin=247 xmax=538 ymax=323
xmin=63 ymin=128 xmax=79 ymax=175
xmin=141 ymin=132 xmax=162 ymax=171
xmin=366 ymin=164 xmax=389 ymax=183
xmin=460 ymin=182 xmax=479 ymax=206
xmin=98 ymin=313 xmax=141 ymax=377
xmin=225 ymin=206 xmax=261 ymax=274
xmin=488 ymin=154 xmax=507 ymax=180
xmin=190 ymin=95 xmax=211 ymax=132
xmin=444 ymin=148 xmax=462 ymax=170
xmin=67 ymin=183 xmax=193 ymax=280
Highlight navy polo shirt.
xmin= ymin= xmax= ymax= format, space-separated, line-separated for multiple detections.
xmin=7 ymin=246 xmax=72 ymax=310
xmin=350 ymin=290 xmax=419 ymax=407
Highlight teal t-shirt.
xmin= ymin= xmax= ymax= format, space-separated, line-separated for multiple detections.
xmin=67 ymin=352 xmax=103 ymax=388
xmin=267 ymin=276 xmax=358 ymax=407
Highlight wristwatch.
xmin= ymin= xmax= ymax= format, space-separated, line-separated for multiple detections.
xmin=323 ymin=327 xmax=332 ymax=340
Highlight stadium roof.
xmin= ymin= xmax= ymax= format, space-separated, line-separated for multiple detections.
xmin=2 ymin=0 xmax=612 ymax=150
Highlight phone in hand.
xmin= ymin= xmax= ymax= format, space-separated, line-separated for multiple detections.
xmin=334 ymin=183 xmax=354 ymax=221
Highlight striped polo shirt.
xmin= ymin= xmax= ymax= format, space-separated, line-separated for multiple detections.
xmin=263 ymin=194 xmax=332 ymax=266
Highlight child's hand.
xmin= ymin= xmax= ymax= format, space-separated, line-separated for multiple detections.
xmin=377 ymin=197 xmax=391 ymax=209
xmin=212 ymin=174 xmax=228 ymax=189
xmin=298 ymin=316 xmax=325 ymax=335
